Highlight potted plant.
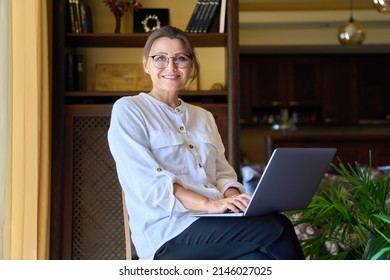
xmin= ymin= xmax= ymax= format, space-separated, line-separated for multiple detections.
xmin=289 ymin=153 xmax=390 ymax=260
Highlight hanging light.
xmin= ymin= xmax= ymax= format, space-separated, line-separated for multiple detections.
xmin=372 ymin=0 xmax=390 ymax=13
xmin=338 ymin=0 xmax=366 ymax=47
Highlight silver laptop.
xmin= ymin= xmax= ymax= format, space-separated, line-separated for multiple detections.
xmin=192 ymin=147 xmax=337 ymax=217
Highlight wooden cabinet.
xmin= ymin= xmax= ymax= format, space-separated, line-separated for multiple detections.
xmin=287 ymin=56 xmax=322 ymax=107
xmin=63 ymin=105 xmax=126 ymax=259
xmin=321 ymin=55 xmax=356 ymax=124
xmin=51 ymin=0 xmax=240 ymax=259
xmin=356 ymin=55 xmax=390 ymax=123
xmin=242 ymin=55 xmax=285 ymax=108
xmin=240 ymin=54 xmax=390 ymax=125
xmin=240 ymin=54 xmax=322 ymax=124
xmin=321 ymin=54 xmax=390 ymax=125
xmin=241 ymin=55 xmax=321 ymax=108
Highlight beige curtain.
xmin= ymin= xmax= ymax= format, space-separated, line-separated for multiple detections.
xmin=0 ymin=0 xmax=10 ymax=261
xmin=1 ymin=0 xmax=51 ymax=260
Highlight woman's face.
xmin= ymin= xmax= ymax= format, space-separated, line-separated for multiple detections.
xmin=143 ymin=37 xmax=193 ymax=93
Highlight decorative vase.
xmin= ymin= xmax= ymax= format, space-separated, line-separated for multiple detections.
xmin=114 ymin=14 xmax=122 ymax=33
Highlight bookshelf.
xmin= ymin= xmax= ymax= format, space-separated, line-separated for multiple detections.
xmin=51 ymin=0 xmax=239 ymax=259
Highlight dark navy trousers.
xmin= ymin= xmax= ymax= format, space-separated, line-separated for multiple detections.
xmin=154 ymin=213 xmax=305 ymax=260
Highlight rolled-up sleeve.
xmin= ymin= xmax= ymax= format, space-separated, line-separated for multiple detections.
xmin=204 ymin=109 xmax=246 ymax=195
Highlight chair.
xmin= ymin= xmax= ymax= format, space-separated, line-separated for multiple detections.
xmin=122 ymin=190 xmax=139 ymax=260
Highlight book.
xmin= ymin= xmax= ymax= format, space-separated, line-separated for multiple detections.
xmin=197 ymin=0 xmax=212 ymax=32
xmin=75 ymin=54 xmax=85 ymax=91
xmin=68 ymin=0 xmax=81 ymax=33
xmin=189 ymin=0 xmax=207 ymax=33
xmin=194 ymin=0 xmax=210 ymax=32
xmin=202 ymin=0 xmax=220 ymax=33
xmin=66 ymin=53 xmax=85 ymax=91
xmin=66 ymin=53 xmax=75 ymax=91
xmin=79 ymin=1 xmax=93 ymax=32
xmin=74 ymin=0 xmax=82 ymax=33
xmin=67 ymin=0 xmax=76 ymax=33
xmin=219 ymin=0 xmax=226 ymax=33
xmin=185 ymin=0 xmax=202 ymax=32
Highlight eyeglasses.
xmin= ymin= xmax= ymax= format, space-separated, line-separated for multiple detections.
xmin=149 ymin=54 xmax=192 ymax=69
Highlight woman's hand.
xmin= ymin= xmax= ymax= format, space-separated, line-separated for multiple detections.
xmin=173 ymin=183 xmax=251 ymax=214
xmin=205 ymin=193 xmax=251 ymax=214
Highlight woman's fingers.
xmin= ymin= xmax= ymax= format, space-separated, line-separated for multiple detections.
xmin=227 ymin=194 xmax=251 ymax=212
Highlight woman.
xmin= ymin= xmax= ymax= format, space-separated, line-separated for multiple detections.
xmin=108 ymin=25 xmax=305 ymax=260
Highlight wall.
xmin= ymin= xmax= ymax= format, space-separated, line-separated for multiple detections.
xmin=239 ymin=9 xmax=390 ymax=53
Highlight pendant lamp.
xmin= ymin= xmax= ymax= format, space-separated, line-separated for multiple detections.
xmin=372 ymin=0 xmax=390 ymax=13
xmin=338 ymin=0 xmax=366 ymax=47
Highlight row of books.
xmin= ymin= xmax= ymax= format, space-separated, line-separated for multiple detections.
xmin=66 ymin=53 xmax=85 ymax=91
xmin=67 ymin=0 xmax=93 ymax=33
xmin=186 ymin=0 xmax=226 ymax=33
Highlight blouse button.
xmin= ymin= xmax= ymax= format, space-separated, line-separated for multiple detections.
xmin=175 ymin=108 xmax=180 ymax=113
xmin=156 ymin=167 xmax=162 ymax=172
xmin=189 ymin=144 xmax=194 ymax=149
xmin=179 ymin=126 xmax=184 ymax=131
xmin=198 ymin=163 xmax=203 ymax=168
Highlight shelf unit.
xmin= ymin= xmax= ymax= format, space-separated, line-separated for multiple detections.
xmin=240 ymin=53 xmax=390 ymax=126
xmin=66 ymin=32 xmax=227 ymax=47
xmin=51 ymin=0 xmax=239 ymax=259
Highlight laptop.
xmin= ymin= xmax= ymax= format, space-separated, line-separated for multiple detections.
xmin=192 ymin=147 xmax=337 ymax=217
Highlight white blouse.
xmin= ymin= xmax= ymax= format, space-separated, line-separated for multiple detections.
xmin=108 ymin=93 xmax=245 ymax=259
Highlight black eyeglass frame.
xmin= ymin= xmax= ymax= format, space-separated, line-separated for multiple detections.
xmin=149 ymin=54 xmax=192 ymax=69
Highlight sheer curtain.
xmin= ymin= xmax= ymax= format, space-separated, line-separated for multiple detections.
xmin=1 ymin=0 xmax=51 ymax=260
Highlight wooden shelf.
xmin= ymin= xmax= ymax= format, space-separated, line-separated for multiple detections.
xmin=66 ymin=32 xmax=227 ymax=48
xmin=65 ymin=90 xmax=228 ymax=97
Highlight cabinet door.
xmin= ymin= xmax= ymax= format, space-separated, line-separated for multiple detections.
xmin=322 ymin=55 xmax=356 ymax=124
xmin=252 ymin=56 xmax=285 ymax=107
xmin=287 ymin=56 xmax=322 ymax=107
xmin=241 ymin=55 xmax=322 ymax=108
xmin=63 ymin=105 xmax=128 ymax=260
xmin=356 ymin=55 xmax=390 ymax=122
xmin=239 ymin=55 xmax=255 ymax=123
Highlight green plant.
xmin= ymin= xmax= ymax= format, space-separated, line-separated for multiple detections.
xmin=289 ymin=154 xmax=390 ymax=260
xmin=370 ymin=214 xmax=390 ymax=260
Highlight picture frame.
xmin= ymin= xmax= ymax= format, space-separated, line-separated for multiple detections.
xmin=133 ymin=8 xmax=170 ymax=33
xmin=95 ymin=63 xmax=152 ymax=91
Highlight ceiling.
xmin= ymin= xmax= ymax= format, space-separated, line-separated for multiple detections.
xmin=239 ymin=0 xmax=373 ymax=11
xmin=238 ymin=0 xmax=390 ymax=53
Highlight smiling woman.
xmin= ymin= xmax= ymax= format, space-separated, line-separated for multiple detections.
xmin=108 ymin=25 xmax=305 ymax=260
